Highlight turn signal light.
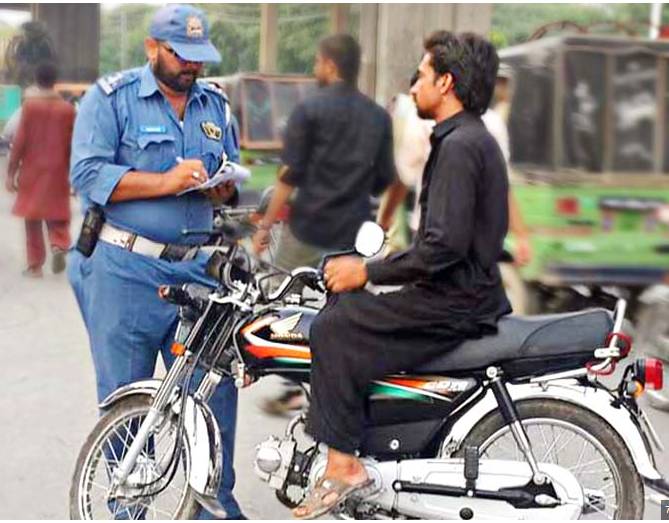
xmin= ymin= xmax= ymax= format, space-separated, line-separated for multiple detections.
xmin=632 ymin=380 xmax=644 ymax=399
xmin=171 ymin=342 xmax=186 ymax=357
xmin=634 ymin=358 xmax=664 ymax=391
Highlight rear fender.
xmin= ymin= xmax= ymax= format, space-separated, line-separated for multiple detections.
xmin=441 ymin=380 xmax=662 ymax=481
xmin=98 ymin=380 xmax=223 ymax=498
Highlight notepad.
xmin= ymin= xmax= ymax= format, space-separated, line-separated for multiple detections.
xmin=177 ymin=161 xmax=251 ymax=196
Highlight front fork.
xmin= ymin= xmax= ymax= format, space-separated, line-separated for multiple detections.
xmin=110 ymin=352 xmax=222 ymax=489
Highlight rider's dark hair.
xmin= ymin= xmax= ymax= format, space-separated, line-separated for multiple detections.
xmin=35 ymin=61 xmax=59 ymax=89
xmin=423 ymin=31 xmax=499 ymax=115
xmin=319 ymin=34 xmax=361 ymax=86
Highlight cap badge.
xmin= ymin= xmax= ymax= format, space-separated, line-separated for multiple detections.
xmin=186 ymin=16 xmax=204 ymax=38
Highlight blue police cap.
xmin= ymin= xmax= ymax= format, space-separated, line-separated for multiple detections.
xmin=149 ymin=4 xmax=221 ymax=63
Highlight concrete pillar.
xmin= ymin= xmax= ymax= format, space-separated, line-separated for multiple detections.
xmin=358 ymin=4 xmax=378 ymax=98
xmin=358 ymin=3 xmax=492 ymax=105
xmin=259 ymin=3 xmax=278 ymax=73
xmin=453 ymin=4 xmax=492 ymax=34
xmin=329 ymin=4 xmax=349 ymax=34
xmin=32 ymin=3 xmax=100 ymax=82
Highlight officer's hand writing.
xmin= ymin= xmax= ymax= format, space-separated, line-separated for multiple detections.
xmin=252 ymin=228 xmax=271 ymax=255
xmin=205 ymin=180 xmax=236 ymax=205
xmin=324 ymin=256 xmax=368 ymax=293
xmin=162 ymin=159 xmax=208 ymax=195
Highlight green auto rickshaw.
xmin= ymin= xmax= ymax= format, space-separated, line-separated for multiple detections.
xmin=502 ymin=34 xmax=669 ymax=408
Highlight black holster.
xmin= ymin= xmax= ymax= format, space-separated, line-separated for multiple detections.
xmin=75 ymin=205 xmax=105 ymax=257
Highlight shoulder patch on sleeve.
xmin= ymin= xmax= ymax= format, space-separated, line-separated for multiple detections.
xmin=96 ymin=72 xmax=130 ymax=96
xmin=201 ymin=81 xmax=231 ymax=127
xmin=201 ymin=81 xmax=230 ymax=103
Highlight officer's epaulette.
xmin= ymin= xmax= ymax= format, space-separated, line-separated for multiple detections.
xmin=201 ymin=81 xmax=230 ymax=104
xmin=97 ymin=71 xmax=136 ymax=96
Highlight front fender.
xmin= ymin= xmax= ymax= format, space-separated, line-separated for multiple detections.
xmin=98 ymin=379 xmax=164 ymax=409
xmin=443 ymin=380 xmax=662 ymax=481
xmin=98 ymin=380 xmax=222 ymax=498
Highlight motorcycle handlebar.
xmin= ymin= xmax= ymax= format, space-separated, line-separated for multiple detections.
xmin=263 ymin=267 xmax=324 ymax=303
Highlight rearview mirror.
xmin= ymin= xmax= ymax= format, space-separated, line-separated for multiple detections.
xmin=355 ymin=221 xmax=385 ymax=258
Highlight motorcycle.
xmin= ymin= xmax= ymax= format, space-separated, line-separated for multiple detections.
xmin=70 ymin=219 xmax=668 ymax=520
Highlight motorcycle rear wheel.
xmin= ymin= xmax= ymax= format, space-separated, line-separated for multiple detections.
xmin=69 ymin=395 xmax=199 ymax=520
xmin=456 ymin=399 xmax=644 ymax=520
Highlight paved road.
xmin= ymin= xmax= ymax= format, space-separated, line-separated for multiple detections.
xmin=0 ymin=174 xmax=667 ymax=519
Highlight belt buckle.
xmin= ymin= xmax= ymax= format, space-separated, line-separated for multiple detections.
xmin=121 ymin=233 xmax=137 ymax=251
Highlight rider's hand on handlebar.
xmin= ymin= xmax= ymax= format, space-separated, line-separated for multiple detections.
xmin=252 ymin=227 xmax=271 ymax=255
xmin=323 ymin=256 xmax=368 ymax=293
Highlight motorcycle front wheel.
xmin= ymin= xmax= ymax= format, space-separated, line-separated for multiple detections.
xmin=69 ymin=395 xmax=199 ymax=520
xmin=456 ymin=399 xmax=644 ymax=520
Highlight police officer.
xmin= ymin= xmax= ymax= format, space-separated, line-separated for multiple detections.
xmin=68 ymin=4 xmax=244 ymax=519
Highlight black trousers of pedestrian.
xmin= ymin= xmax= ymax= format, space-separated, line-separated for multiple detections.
xmin=306 ymin=285 xmax=490 ymax=454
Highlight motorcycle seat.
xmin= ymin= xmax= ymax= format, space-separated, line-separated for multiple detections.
xmin=414 ymin=308 xmax=613 ymax=375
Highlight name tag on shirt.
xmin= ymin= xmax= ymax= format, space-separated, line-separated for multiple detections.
xmin=140 ymin=125 xmax=167 ymax=134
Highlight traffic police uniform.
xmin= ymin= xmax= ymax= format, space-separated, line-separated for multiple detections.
xmin=67 ymin=5 xmax=244 ymax=518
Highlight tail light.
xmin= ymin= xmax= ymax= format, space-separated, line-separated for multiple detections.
xmin=556 ymin=197 xmax=580 ymax=216
xmin=634 ymin=358 xmax=664 ymax=391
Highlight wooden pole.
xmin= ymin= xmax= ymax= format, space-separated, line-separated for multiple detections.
xmin=259 ymin=3 xmax=278 ymax=73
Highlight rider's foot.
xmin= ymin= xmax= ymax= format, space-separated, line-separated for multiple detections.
xmin=292 ymin=449 xmax=370 ymax=519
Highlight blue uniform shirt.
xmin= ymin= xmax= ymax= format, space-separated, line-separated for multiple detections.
xmin=71 ymin=64 xmax=239 ymax=245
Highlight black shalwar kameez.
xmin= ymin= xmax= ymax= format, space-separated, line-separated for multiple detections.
xmin=307 ymin=110 xmax=513 ymax=453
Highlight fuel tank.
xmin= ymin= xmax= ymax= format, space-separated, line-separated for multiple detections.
xmin=238 ymin=306 xmax=315 ymax=376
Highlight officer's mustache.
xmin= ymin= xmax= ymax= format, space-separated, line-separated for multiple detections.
xmin=152 ymin=59 xmax=199 ymax=92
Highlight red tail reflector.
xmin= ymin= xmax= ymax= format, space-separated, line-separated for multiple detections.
xmin=645 ymin=358 xmax=664 ymax=391
xmin=635 ymin=358 xmax=663 ymax=391
xmin=556 ymin=197 xmax=580 ymax=216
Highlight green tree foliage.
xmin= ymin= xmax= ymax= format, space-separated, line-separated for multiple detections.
xmin=492 ymin=4 xmax=669 ymax=47
xmin=99 ymin=4 xmax=154 ymax=75
xmin=99 ymin=4 xmax=669 ymax=75
xmin=205 ymin=4 xmax=261 ymax=76
xmin=100 ymin=3 xmax=333 ymax=77
xmin=276 ymin=4 xmax=328 ymax=74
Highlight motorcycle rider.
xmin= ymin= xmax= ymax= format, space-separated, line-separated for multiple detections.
xmin=293 ymin=31 xmax=511 ymax=518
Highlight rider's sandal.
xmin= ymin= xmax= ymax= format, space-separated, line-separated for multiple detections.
xmin=292 ymin=477 xmax=375 ymax=520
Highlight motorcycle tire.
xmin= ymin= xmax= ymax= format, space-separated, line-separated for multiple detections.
xmin=69 ymin=395 xmax=200 ymax=520
xmin=456 ymin=399 xmax=644 ymax=520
